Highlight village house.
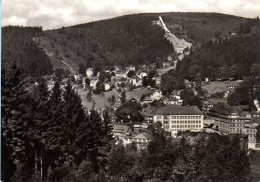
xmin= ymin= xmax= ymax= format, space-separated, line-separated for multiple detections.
xmin=86 ymin=68 xmax=93 ymax=77
xmin=104 ymin=83 xmax=111 ymax=91
xmin=112 ymin=123 xmax=153 ymax=150
xmin=163 ymin=95 xmax=183 ymax=105
xmin=125 ymin=66 xmax=136 ymax=72
xmin=121 ymin=132 xmax=153 ymax=150
xmin=139 ymin=72 xmax=148 ymax=78
xmin=90 ymin=79 xmax=98 ymax=89
xmin=128 ymin=75 xmax=140 ymax=86
xmin=112 ymin=124 xmax=132 ymax=140
xmin=133 ymin=123 xmax=153 ymax=133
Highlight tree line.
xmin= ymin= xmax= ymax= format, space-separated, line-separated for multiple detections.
xmin=2 ymin=26 xmax=53 ymax=77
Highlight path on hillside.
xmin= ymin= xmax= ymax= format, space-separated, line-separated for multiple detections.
xmin=158 ymin=16 xmax=192 ymax=55
xmin=35 ymin=36 xmax=78 ymax=75
xmin=155 ymin=16 xmax=192 ymax=74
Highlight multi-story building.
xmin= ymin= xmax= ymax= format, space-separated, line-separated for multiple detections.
xmin=242 ymin=122 xmax=259 ymax=149
xmin=147 ymin=105 xmax=204 ymax=134
xmin=207 ymin=109 xmax=252 ymax=134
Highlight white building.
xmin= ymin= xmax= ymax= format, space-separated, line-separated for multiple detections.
xmin=242 ymin=122 xmax=259 ymax=149
xmin=121 ymin=132 xmax=153 ymax=150
xmin=104 ymin=83 xmax=111 ymax=91
xmin=152 ymin=105 xmax=204 ymax=135
xmin=90 ymin=79 xmax=98 ymax=89
xmin=86 ymin=68 xmax=93 ymax=77
xmin=150 ymin=91 xmax=163 ymax=100
xmin=139 ymin=72 xmax=147 ymax=78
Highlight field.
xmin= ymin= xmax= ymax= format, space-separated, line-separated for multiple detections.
xmin=76 ymin=87 xmax=152 ymax=110
xmin=126 ymin=88 xmax=152 ymax=101
xmin=201 ymin=80 xmax=242 ymax=96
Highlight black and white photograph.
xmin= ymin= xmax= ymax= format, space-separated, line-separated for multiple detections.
xmin=1 ymin=0 xmax=260 ymax=181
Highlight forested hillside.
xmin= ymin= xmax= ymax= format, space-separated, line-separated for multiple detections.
xmin=2 ymin=26 xmax=53 ymax=77
xmin=161 ymin=17 xmax=259 ymax=95
xmin=177 ymin=32 xmax=259 ymax=81
xmin=41 ymin=14 xmax=173 ymax=73
xmin=38 ymin=13 xmax=246 ymax=73
xmin=2 ymin=13 xmax=249 ymax=76
xmin=161 ymin=12 xmax=246 ymax=43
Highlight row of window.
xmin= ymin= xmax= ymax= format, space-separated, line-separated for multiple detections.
xmin=230 ymin=124 xmax=244 ymax=127
xmin=123 ymin=138 xmax=149 ymax=142
xmin=245 ymin=129 xmax=257 ymax=133
xmin=169 ymin=121 xmax=201 ymax=124
xmin=156 ymin=115 xmax=202 ymax=119
xmin=169 ymin=125 xmax=202 ymax=129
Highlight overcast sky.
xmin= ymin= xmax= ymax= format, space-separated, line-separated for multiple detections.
xmin=3 ymin=0 xmax=260 ymax=30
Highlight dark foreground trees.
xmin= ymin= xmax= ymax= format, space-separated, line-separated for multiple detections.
xmin=106 ymin=131 xmax=251 ymax=182
xmin=1 ymin=64 xmax=113 ymax=182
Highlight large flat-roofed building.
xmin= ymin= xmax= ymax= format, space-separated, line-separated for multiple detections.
xmin=150 ymin=105 xmax=204 ymax=133
xmin=207 ymin=109 xmax=252 ymax=134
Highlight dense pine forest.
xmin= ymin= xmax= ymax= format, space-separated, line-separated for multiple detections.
xmin=2 ymin=26 xmax=53 ymax=77
xmin=161 ymin=12 xmax=246 ymax=43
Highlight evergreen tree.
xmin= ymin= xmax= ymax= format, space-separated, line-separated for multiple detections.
xmin=33 ymin=78 xmax=50 ymax=179
xmin=120 ymin=91 xmax=126 ymax=104
xmin=79 ymin=109 xmax=114 ymax=173
xmin=43 ymin=81 xmax=65 ymax=170
xmin=63 ymin=80 xmax=86 ymax=152
xmin=2 ymin=63 xmax=36 ymax=181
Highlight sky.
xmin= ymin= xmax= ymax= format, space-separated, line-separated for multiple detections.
xmin=3 ymin=0 xmax=260 ymax=30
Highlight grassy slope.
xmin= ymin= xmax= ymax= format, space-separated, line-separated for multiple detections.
xmin=77 ymin=87 xmax=152 ymax=110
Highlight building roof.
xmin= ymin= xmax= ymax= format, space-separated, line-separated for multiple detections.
xmin=134 ymin=132 xmax=153 ymax=140
xmin=154 ymin=105 xmax=203 ymax=115
xmin=113 ymin=124 xmax=131 ymax=133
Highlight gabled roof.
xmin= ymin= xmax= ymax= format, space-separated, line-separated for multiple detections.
xmin=134 ymin=132 xmax=153 ymax=140
xmin=113 ymin=124 xmax=131 ymax=133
